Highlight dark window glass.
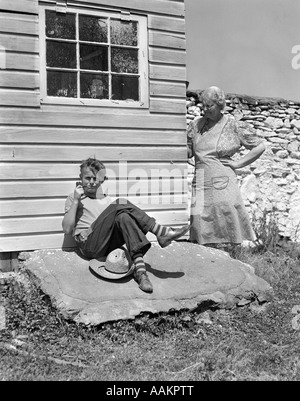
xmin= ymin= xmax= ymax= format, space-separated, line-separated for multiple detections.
xmin=111 ymin=20 xmax=137 ymax=46
xmin=112 ymin=75 xmax=139 ymax=101
xmin=45 ymin=11 xmax=76 ymax=39
xmin=111 ymin=48 xmax=138 ymax=73
xmin=46 ymin=41 xmax=76 ymax=68
xmin=80 ymin=73 xmax=109 ymax=99
xmin=47 ymin=71 xmax=77 ymax=97
xmin=79 ymin=15 xmax=108 ymax=42
xmin=80 ymin=44 xmax=108 ymax=71
xmin=45 ymin=10 xmax=142 ymax=102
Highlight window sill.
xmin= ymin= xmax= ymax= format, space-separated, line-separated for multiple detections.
xmin=40 ymin=97 xmax=149 ymax=108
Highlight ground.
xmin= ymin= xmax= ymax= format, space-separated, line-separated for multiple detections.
xmin=0 ymin=245 xmax=300 ymax=381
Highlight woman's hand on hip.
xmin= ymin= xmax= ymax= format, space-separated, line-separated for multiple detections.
xmin=220 ymin=158 xmax=238 ymax=170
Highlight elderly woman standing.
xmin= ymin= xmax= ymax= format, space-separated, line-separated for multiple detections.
xmin=187 ymin=86 xmax=266 ymax=250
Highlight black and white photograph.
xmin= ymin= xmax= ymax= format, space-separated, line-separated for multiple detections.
xmin=0 ymin=0 xmax=300 ymax=384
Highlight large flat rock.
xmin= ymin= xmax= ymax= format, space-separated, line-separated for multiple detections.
xmin=23 ymin=242 xmax=273 ymax=326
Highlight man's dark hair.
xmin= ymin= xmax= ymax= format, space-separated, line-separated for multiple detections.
xmin=80 ymin=158 xmax=106 ymax=176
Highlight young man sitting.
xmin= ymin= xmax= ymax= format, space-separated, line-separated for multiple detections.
xmin=62 ymin=158 xmax=190 ymax=294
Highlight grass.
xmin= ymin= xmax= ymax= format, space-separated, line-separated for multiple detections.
xmin=1 ymin=242 xmax=300 ymax=381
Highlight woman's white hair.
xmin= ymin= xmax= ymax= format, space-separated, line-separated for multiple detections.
xmin=202 ymin=86 xmax=226 ymax=109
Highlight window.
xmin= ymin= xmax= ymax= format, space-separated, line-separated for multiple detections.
xmin=39 ymin=6 xmax=149 ymax=107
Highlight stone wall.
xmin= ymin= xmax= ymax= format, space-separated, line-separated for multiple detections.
xmin=186 ymin=89 xmax=300 ymax=242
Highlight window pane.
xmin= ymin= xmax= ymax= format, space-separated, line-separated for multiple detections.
xmin=111 ymin=48 xmax=138 ymax=73
xmin=79 ymin=15 xmax=108 ymax=42
xmin=45 ymin=10 xmax=75 ymax=39
xmin=111 ymin=20 xmax=137 ymax=46
xmin=80 ymin=73 xmax=109 ymax=99
xmin=80 ymin=44 xmax=108 ymax=71
xmin=46 ymin=41 xmax=76 ymax=68
xmin=112 ymin=75 xmax=139 ymax=101
xmin=47 ymin=71 xmax=77 ymax=97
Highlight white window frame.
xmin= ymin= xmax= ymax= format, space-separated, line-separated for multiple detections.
xmin=39 ymin=4 xmax=149 ymax=108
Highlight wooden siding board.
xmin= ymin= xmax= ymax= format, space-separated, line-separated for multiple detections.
xmin=0 ymin=234 xmax=75 ymax=252
xmin=0 ymin=195 xmax=188 ymax=217
xmin=0 ymin=145 xmax=187 ymax=161
xmin=0 ymin=179 xmax=187 ymax=199
xmin=150 ymin=82 xmax=186 ymax=97
xmin=149 ymin=48 xmax=186 ymax=65
xmin=0 ymin=231 xmax=188 ymax=253
xmin=0 ymin=90 xmax=40 ymax=107
xmin=150 ymin=98 xmax=186 ymax=114
xmin=73 ymin=0 xmax=184 ymax=17
xmin=0 ymin=13 xmax=38 ymax=35
xmin=3 ymin=53 xmax=39 ymax=72
xmin=0 ymin=162 xmax=188 ymax=179
xmin=148 ymin=14 xmax=185 ymax=32
xmin=0 ymin=127 xmax=186 ymax=145
xmin=0 ymin=71 xmax=39 ymax=89
xmin=0 ymin=0 xmax=38 ymax=14
xmin=149 ymin=31 xmax=186 ymax=50
xmin=0 ymin=34 xmax=39 ymax=53
xmin=0 ymin=110 xmax=187 ymax=129
xmin=0 ymin=210 xmax=188 ymax=235
xmin=150 ymin=65 xmax=186 ymax=81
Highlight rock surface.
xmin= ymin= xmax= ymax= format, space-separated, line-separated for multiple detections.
xmin=23 ymin=242 xmax=273 ymax=326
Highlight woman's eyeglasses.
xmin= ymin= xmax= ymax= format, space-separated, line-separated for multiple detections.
xmin=203 ymin=103 xmax=216 ymax=111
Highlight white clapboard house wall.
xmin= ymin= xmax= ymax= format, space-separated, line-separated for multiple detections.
xmin=0 ymin=0 xmax=189 ymax=269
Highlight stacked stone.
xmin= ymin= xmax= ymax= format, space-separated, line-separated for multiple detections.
xmin=186 ymin=90 xmax=300 ymax=241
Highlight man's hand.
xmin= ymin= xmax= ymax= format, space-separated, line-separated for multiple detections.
xmin=74 ymin=182 xmax=84 ymax=200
